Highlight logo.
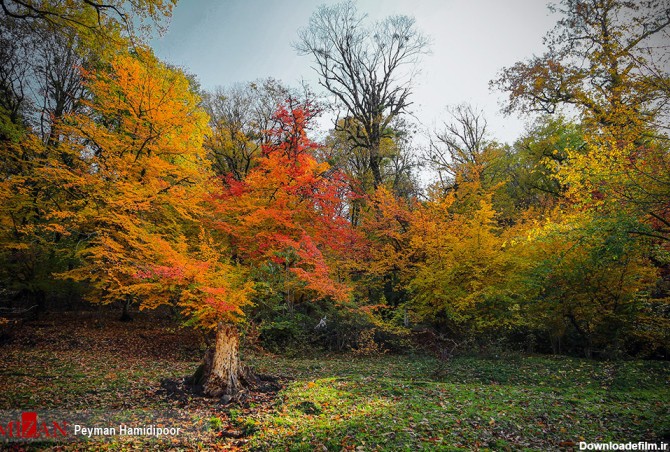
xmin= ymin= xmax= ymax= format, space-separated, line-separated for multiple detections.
xmin=0 ymin=412 xmax=68 ymax=440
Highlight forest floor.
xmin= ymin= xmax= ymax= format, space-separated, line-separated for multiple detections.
xmin=0 ymin=312 xmax=668 ymax=451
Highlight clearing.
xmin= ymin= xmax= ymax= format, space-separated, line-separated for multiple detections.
xmin=0 ymin=312 xmax=668 ymax=451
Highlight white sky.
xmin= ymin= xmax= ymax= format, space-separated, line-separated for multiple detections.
xmin=150 ymin=0 xmax=558 ymax=145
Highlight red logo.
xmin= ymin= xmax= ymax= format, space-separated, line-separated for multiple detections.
xmin=0 ymin=412 xmax=68 ymax=439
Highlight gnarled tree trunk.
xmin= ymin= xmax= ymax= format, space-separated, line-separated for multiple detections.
xmin=194 ymin=322 xmax=256 ymax=400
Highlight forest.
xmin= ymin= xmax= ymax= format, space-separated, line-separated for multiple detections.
xmin=0 ymin=0 xmax=669 ymax=450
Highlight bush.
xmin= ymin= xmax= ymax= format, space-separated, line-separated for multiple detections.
xmin=351 ymin=328 xmax=386 ymax=357
xmin=258 ymin=313 xmax=311 ymax=353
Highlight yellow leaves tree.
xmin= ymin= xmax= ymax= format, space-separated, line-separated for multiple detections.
xmin=495 ymin=0 xmax=670 ymax=242
xmin=491 ymin=0 xmax=669 ymax=355
xmin=0 ymin=0 xmax=176 ymax=45
xmin=408 ymin=183 xmax=523 ymax=335
xmin=356 ymin=176 xmax=525 ymax=337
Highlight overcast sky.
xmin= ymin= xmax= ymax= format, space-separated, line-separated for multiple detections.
xmin=150 ymin=0 xmax=559 ymax=145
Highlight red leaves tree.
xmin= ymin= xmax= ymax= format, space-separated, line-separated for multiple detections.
xmin=211 ymin=99 xmax=356 ymax=307
xmin=195 ymin=99 xmax=359 ymax=398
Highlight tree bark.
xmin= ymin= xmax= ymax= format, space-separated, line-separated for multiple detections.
xmin=369 ymin=142 xmax=383 ymax=188
xmin=195 ymin=322 xmax=256 ymax=399
xmin=119 ymin=296 xmax=132 ymax=322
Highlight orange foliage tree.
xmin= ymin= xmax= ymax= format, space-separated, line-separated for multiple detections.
xmin=52 ymin=48 xmax=252 ymax=325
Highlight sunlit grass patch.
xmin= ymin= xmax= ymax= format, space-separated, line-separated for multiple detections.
xmin=246 ymin=354 xmax=670 ymax=451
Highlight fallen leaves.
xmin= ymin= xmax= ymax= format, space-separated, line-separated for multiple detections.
xmin=1 ymin=312 xmax=669 ymax=450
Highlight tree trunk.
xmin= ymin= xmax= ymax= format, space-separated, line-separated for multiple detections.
xmin=195 ymin=322 xmax=256 ymax=399
xmin=119 ymin=296 xmax=133 ymax=322
xmin=369 ymin=145 xmax=383 ymax=189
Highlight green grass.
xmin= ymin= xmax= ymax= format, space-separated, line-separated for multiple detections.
xmin=1 ymin=314 xmax=668 ymax=450
xmin=244 ymin=354 xmax=670 ymax=451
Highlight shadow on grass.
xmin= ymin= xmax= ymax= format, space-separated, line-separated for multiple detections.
xmin=245 ymin=354 xmax=670 ymax=451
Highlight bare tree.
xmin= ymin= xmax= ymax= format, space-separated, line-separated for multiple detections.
xmin=0 ymin=18 xmax=32 ymax=130
xmin=33 ymin=28 xmax=88 ymax=146
xmin=0 ymin=15 xmax=92 ymax=151
xmin=427 ymin=104 xmax=501 ymax=190
xmin=295 ymin=0 xmax=429 ymax=188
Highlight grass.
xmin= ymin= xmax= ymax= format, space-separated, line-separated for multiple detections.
xmin=245 ymin=354 xmax=670 ymax=451
xmin=0 ymin=312 xmax=668 ymax=450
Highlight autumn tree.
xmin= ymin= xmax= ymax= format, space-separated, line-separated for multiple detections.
xmin=492 ymin=0 xmax=670 ymax=129
xmin=0 ymin=0 xmax=180 ymax=314
xmin=0 ymin=17 xmax=91 ymax=309
xmin=492 ymin=0 xmax=670 ymax=349
xmin=54 ymin=49 xmax=202 ymax=301
xmin=493 ymin=0 xmax=670 ymax=231
xmin=203 ymin=79 xmax=303 ymax=180
xmin=47 ymin=47 xmax=260 ymax=397
xmin=500 ymin=117 xmax=583 ymax=213
xmin=0 ymin=0 xmax=180 ymax=312
xmin=211 ymin=99 xmax=354 ymax=306
xmin=356 ymin=186 xmax=416 ymax=313
xmin=201 ymin=99 xmax=358 ymax=395
xmin=296 ymin=0 xmax=429 ymax=188
xmin=405 ymin=154 xmax=535 ymax=337
xmin=516 ymin=211 xmax=661 ymax=357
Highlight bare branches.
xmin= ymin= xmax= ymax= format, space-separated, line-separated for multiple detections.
xmin=0 ymin=0 xmax=175 ymax=43
xmin=296 ymin=0 xmax=429 ymax=187
xmin=427 ymin=104 xmax=494 ymax=187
